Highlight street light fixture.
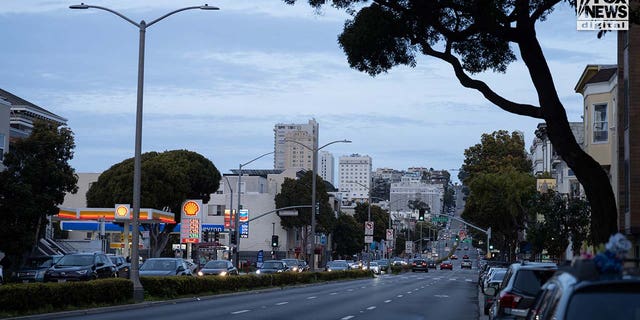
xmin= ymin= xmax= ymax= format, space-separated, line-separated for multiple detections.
xmin=235 ymin=151 xmax=274 ymax=269
xmin=285 ymin=137 xmax=351 ymax=271
xmin=70 ymin=3 xmax=219 ymax=303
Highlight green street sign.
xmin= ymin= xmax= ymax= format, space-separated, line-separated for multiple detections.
xmin=431 ymin=217 xmax=448 ymax=223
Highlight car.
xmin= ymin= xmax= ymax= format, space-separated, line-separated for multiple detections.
xmin=483 ymin=269 xmax=507 ymax=315
xmin=281 ymin=259 xmax=304 ymax=272
xmin=139 ymin=258 xmax=193 ymax=276
xmin=451 ymin=254 xmax=458 ymax=260
xmin=440 ymin=260 xmax=453 ymax=270
xmin=426 ymin=260 xmax=437 ymax=269
xmin=489 ymin=261 xmax=557 ymax=319
xmin=44 ymin=252 xmax=117 ymax=282
xmin=107 ymin=254 xmax=130 ymax=278
xmin=483 ymin=267 xmax=508 ymax=290
xmin=524 ymin=259 xmax=640 ymax=320
xmin=368 ymin=261 xmax=381 ymax=274
xmin=0 ymin=265 xmax=3 ymax=284
xmin=376 ymin=259 xmax=390 ymax=273
xmin=184 ymin=259 xmax=199 ymax=273
xmin=297 ymin=260 xmax=310 ymax=272
xmin=13 ymin=255 xmax=63 ymax=283
xmin=325 ymin=260 xmax=350 ymax=272
xmin=461 ymin=259 xmax=473 ymax=269
xmin=462 ymin=254 xmax=470 ymax=259
xmin=197 ymin=260 xmax=238 ymax=276
xmin=256 ymin=260 xmax=288 ymax=274
xmin=411 ymin=259 xmax=429 ymax=272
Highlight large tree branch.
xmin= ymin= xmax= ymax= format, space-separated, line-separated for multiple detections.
xmin=421 ymin=43 xmax=542 ymax=118
xmin=531 ymin=0 xmax=562 ymax=22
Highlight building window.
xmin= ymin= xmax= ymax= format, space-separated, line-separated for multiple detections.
xmin=593 ymin=104 xmax=608 ymax=143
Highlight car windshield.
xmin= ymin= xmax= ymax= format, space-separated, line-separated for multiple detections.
xmin=56 ymin=255 xmax=93 ymax=266
xmin=25 ymin=257 xmax=57 ymax=268
xmin=262 ymin=261 xmax=283 ymax=269
xmin=370 ymin=262 xmax=379 ymax=266
xmin=565 ymin=292 xmax=640 ymax=319
xmin=282 ymin=259 xmax=298 ymax=265
xmin=513 ymin=269 xmax=557 ymax=296
xmin=328 ymin=261 xmax=348 ymax=267
xmin=141 ymin=259 xmax=176 ymax=271
xmin=204 ymin=261 xmax=228 ymax=269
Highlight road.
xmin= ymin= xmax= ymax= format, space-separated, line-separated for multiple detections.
xmin=44 ymin=267 xmax=481 ymax=320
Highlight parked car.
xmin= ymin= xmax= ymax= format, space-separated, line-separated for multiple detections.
xmin=298 ymin=260 xmax=310 ymax=272
xmin=461 ymin=259 xmax=473 ymax=269
xmin=489 ymin=261 xmax=557 ymax=319
xmin=325 ymin=260 xmax=350 ymax=272
xmin=139 ymin=258 xmax=192 ymax=276
xmin=451 ymin=254 xmax=458 ymax=260
xmin=483 ymin=269 xmax=507 ymax=315
xmin=524 ymin=259 xmax=640 ymax=320
xmin=462 ymin=254 xmax=470 ymax=259
xmin=44 ymin=252 xmax=116 ymax=282
xmin=13 ymin=254 xmax=63 ymax=283
xmin=376 ymin=259 xmax=390 ymax=273
xmin=256 ymin=260 xmax=288 ymax=274
xmin=411 ymin=259 xmax=429 ymax=272
xmin=483 ymin=267 xmax=508 ymax=290
xmin=440 ymin=260 xmax=453 ymax=270
xmin=197 ymin=260 xmax=238 ymax=276
xmin=107 ymin=254 xmax=130 ymax=278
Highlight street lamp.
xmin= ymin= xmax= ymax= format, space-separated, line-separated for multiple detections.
xmin=285 ymin=137 xmax=351 ymax=271
xmin=70 ymin=3 xmax=219 ymax=303
xmin=236 ymin=151 xmax=274 ymax=269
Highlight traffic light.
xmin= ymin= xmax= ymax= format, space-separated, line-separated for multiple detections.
xmin=418 ymin=209 xmax=425 ymax=221
xmin=230 ymin=232 xmax=236 ymax=245
xmin=271 ymin=235 xmax=279 ymax=247
xmin=203 ymin=230 xmax=210 ymax=242
xmin=214 ymin=230 xmax=220 ymax=242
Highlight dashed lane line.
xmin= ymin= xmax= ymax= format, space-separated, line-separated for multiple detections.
xmin=341 ymin=316 xmax=355 ymax=320
xmin=275 ymin=302 xmax=288 ymax=305
xmin=384 ymin=300 xmax=392 ymax=303
xmin=231 ymin=310 xmax=250 ymax=314
xmin=366 ymin=306 xmax=376 ymax=310
xmin=307 ymin=296 xmax=317 ymax=300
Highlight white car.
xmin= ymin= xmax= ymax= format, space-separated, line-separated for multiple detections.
xmin=368 ymin=261 xmax=381 ymax=274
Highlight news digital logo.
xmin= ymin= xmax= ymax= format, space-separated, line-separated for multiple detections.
xmin=577 ymin=0 xmax=629 ymax=31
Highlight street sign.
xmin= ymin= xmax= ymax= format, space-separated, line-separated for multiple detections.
xmin=386 ymin=228 xmax=394 ymax=241
xmin=364 ymin=235 xmax=373 ymax=244
xmin=405 ymin=241 xmax=413 ymax=254
xmin=431 ymin=216 xmax=448 ymax=223
xmin=364 ymin=221 xmax=374 ymax=236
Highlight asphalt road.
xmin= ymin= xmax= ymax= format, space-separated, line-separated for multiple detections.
xmin=27 ymin=265 xmax=481 ymax=320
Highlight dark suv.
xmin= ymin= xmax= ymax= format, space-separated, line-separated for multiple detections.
xmin=488 ymin=261 xmax=557 ymax=319
xmin=411 ymin=259 xmax=429 ymax=272
xmin=44 ymin=252 xmax=116 ymax=282
xmin=14 ymin=255 xmax=63 ymax=283
xmin=525 ymin=259 xmax=640 ymax=320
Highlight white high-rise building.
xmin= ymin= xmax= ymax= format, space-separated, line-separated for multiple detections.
xmin=338 ymin=154 xmax=372 ymax=204
xmin=319 ymin=150 xmax=334 ymax=185
xmin=273 ymin=119 xmax=318 ymax=170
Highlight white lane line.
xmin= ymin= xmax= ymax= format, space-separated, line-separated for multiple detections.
xmin=466 ymin=279 xmax=474 ymax=282
xmin=307 ymin=296 xmax=317 ymax=300
xmin=397 ymin=294 xmax=404 ymax=298
xmin=434 ymin=294 xmax=450 ymax=298
xmin=367 ymin=306 xmax=376 ymax=310
xmin=361 ymin=286 xmax=367 ymax=288
xmin=275 ymin=302 xmax=288 ymax=305
xmin=341 ymin=316 xmax=355 ymax=320
xmin=384 ymin=300 xmax=392 ymax=303
xmin=407 ymin=291 xmax=412 ymax=294
xmin=449 ymin=278 xmax=457 ymax=281
xmin=347 ymin=289 xmax=354 ymax=291
xmin=330 ymin=292 xmax=338 ymax=295
xmin=231 ymin=310 xmax=250 ymax=314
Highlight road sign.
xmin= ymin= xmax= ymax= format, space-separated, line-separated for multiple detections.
xmin=386 ymin=228 xmax=394 ymax=241
xmin=364 ymin=235 xmax=373 ymax=244
xmin=405 ymin=241 xmax=413 ymax=254
xmin=364 ymin=221 xmax=374 ymax=236
xmin=431 ymin=216 xmax=448 ymax=223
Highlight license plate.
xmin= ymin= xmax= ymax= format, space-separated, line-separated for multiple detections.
xmin=57 ymin=279 xmax=66 ymax=283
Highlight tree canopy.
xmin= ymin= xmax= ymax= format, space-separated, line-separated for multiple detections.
xmin=0 ymin=120 xmax=78 ymax=270
xmin=85 ymin=149 xmax=221 ymax=257
xmin=332 ymin=212 xmax=363 ymax=258
xmin=353 ymin=202 xmax=390 ymax=243
xmin=284 ymin=0 xmax=630 ymax=244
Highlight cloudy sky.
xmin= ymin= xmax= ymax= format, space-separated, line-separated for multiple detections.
xmin=0 ymin=1 xmax=616 ymax=184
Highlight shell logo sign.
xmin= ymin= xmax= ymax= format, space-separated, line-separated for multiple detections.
xmin=114 ymin=204 xmax=130 ymax=220
xmin=183 ymin=201 xmax=200 ymax=216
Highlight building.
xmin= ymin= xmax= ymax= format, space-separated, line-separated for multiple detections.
xmin=617 ymin=18 xmax=640 ymax=258
xmin=338 ymin=154 xmax=372 ymax=205
xmin=319 ymin=150 xmax=335 ymax=185
xmin=389 ymin=176 xmax=444 ymax=214
xmin=0 ymin=88 xmax=67 ymax=142
xmin=273 ymin=119 xmax=318 ymax=171
xmin=0 ymin=96 xmax=9 ymax=167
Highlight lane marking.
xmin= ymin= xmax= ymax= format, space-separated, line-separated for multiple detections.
xmin=449 ymin=278 xmax=457 ymax=281
xmin=384 ymin=300 xmax=392 ymax=303
xmin=434 ymin=294 xmax=450 ymax=298
xmin=466 ymin=279 xmax=474 ymax=282
xmin=307 ymin=296 xmax=317 ymax=300
xmin=407 ymin=291 xmax=413 ymax=294
xmin=397 ymin=294 xmax=403 ymax=298
xmin=367 ymin=306 xmax=376 ymax=310
xmin=361 ymin=286 xmax=366 ymax=289
xmin=275 ymin=302 xmax=288 ymax=305
xmin=341 ymin=316 xmax=354 ymax=320
xmin=347 ymin=289 xmax=354 ymax=292
xmin=231 ymin=310 xmax=250 ymax=314
xmin=330 ymin=292 xmax=338 ymax=295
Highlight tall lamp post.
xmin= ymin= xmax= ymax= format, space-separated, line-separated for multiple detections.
xmin=286 ymin=137 xmax=351 ymax=271
xmin=235 ymin=151 xmax=274 ymax=269
xmin=70 ymin=3 xmax=219 ymax=303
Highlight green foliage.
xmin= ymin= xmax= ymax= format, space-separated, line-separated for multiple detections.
xmin=332 ymin=213 xmax=363 ymax=257
xmin=274 ymin=171 xmax=335 ymax=234
xmin=0 ymin=120 xmax=78 ymax=267
xmin=353 ymin=202 xmax=389 ymax=242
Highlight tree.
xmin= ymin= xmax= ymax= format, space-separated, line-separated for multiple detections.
xmin=353 ymin=202 xmax=390 ymax=243
xmin=85 ymin=149 xmax=221 ymax=257
xmin=461 ymin=131 xmax=532 ymax=183
xmin=0 ymin=120 xmax=78 ymax=271
xmin=332 ymin=213 xmax=363 ymax=258
xmin=284 ymin=0 xmax=633 ymax=244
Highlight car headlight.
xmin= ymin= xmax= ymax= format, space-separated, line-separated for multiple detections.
xmin=292 ymin=267 xmax=298 ymax=272
xmin=277 ymin=270 xmax=283 ymax=273
xmin=327 ymin=268 xmax=332 ymax=272
xmin=219 ymin=271 xmax=227 ymax=276
xmin=256 ymin=270 xmax=261 ymax=274
xmin=197 ymin=271 xmax=204 ymax=276
xmin=75 ymin=269 xmax=89 ymax=275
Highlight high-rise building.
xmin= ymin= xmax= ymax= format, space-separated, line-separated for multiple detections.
xmin=338 ymin=154 xmax=372 ymax=205
xmin=273 ymin=119 xmax=317 ymax=170
xmin=319 ymin=150 xmax=334 ymax=185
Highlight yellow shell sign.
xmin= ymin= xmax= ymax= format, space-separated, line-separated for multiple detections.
xmin=183 ymin=201 xmax=200 ymax=216
xmin=116 ymin=205 xmax=129 ymax=217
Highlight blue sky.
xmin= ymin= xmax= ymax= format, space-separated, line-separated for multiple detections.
xmin=0 ymin=1 xmax=616 ymax=183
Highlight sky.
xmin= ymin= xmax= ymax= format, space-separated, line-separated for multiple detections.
xmin=0 ymin=1 xmax=616 ymax=184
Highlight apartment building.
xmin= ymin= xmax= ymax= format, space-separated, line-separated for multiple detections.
xmin=273 ymin=119 xmax=318 ymax=171
xmin=338 ymin=154 xmax=372 ymax=205
xmin=0 ymin=88 xmax=67 ymax=142
xmin=319 ymin=150 xmax=335 ymax=185
xmin=389 ymin=176 xmax=444 ymax=213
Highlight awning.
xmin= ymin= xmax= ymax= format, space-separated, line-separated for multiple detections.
xmin=55 ymin=207 xmax=175 ymax=224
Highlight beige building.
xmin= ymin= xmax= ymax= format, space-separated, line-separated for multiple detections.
xmin=273 ymin=119 xmax=318 ymax=171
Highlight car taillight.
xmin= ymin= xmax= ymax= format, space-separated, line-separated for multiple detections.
xmin=412 ymin=262 xmax=416 ymax=266
xmin=499 ymin=292 xmax=522 ymax=308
